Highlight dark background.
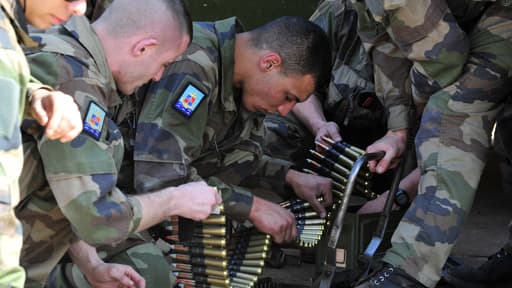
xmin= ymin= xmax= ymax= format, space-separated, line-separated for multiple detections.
xmin=184 ymin=0 xmax=320 ymax=29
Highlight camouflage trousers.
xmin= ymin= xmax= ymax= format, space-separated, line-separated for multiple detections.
xmin=46 ymin=238 xmax=173 ymax=288
xmin=382 ymin=4 xmax=512 ymax=287
xmin=21 ymin=233 xmax=173 ymax=288
xmin=0 ymin=121 xmax=25 ymax=287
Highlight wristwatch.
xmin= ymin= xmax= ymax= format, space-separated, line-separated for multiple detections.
xmin=394 ymin=188 xmax=410 ymax=208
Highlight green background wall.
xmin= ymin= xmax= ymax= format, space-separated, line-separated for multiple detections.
xmin=184 ymin=0 xmax=320 ymax=29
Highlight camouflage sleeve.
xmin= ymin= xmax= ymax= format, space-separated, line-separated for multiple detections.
xmin=27 ymin=51 xmax=142 ymax=246
xmin=0 ymin=51 xmax=25 ymax=151
xmin=252 ymin=155 xmax=294 ymax=198
xmin=135 ymin=60 xmax=254 ymax=221
xmin=236 ymin=117 xmax=295 ymax=199
xmin=371 ymin=42 xmax=413 ymax=130
xmin=23 ymin=76 xmax=54 ymax=119
xmin=0 ymin=32 xmax=27 ymax=286
xmin=359 ymin=0 xmax=469 ymax=114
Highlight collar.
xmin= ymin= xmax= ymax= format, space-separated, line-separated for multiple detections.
xmin=213 ymin=17 xmax=244 ymax=113
xmin=62 ymin=15 xmax=121 ymax=108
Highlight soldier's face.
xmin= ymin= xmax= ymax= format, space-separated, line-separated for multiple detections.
xmin=24 ymin=0 xmax=87 ymax=29
xmin=242 ymin=71 xmax=315 ymax=116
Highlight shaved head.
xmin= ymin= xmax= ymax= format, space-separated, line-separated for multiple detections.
xmin=92 ymin=0 xmax=191 ymax=95
xmin=95 ymin=0 xmax=192 ymax=41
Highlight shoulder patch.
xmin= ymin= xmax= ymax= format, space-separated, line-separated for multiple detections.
xmin=173 ymin=82 xmax=206 ymax=118
xmin=83 ymin=101 xmax=106 ymax=140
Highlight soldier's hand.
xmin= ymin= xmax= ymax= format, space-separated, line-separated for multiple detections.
xmin=313 ymin=121 xmax=341 ymax=146
xmin=366 ymin=129 xmax=407 ymax=174
xmin=249 ymin=197 xmax=297 ymax=244
xmin=171 ymin=181 xmax=222 ymax=221
xmin=285 ymin=169 xmax=332 ymax=218
xmin=84 ymin=262 xmax=146 ymax=288
xmin=30 ymin=89 xmax=82 ymax=142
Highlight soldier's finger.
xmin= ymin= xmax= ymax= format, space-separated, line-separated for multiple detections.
xmin=290 ymin=219 xmax=298 ymax=240
xmin=272 ymin=232 xmax=283 ymax=244
xmin=376 ymin=158 xmax=391 ymax=174
xmin=58 ymin=122 xmax=82 ymax=143
xmin=125 ymin=267 xmax=145 ymax=288
xmin=321 ymin=184 xmax=333 ymax=206
xmin=214 ymin=190 xmax=222 ymax=204
xmin=368 ymin=160 xmax=378 ymax=173
xmin=327 ymin=126 xmax=341 ymax=142
xmin=32 ymin=99 xmax=49 ymax=126
xmin=310 ymin=198 xmax=326 ymax=218
xmin=45 ymin=107 xmax=64 ymax=140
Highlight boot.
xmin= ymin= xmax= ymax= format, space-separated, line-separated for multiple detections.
xmin=443 ymin=248 xmax=512 ymax=288
xmin=354 ymin=262 xmax=427 ymax=288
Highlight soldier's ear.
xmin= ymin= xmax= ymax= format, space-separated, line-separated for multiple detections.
xmin=259 ymin=52 xmax=281 ymax=72
xmin=132 ymin=38 xmax=158 ymax=57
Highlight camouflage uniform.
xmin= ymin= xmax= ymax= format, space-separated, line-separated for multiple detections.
xmin=134 ymin=17 xmax=294 ymax=222
xmin=264 ymin=0 xmax=397 ymax=165
xmin=18 ymin=16 xmax=171 ymax=287
xmin=351 ymin=0 xmax=512 ymax=287
xmin=0 ymin=0 xmax=48 ymax=286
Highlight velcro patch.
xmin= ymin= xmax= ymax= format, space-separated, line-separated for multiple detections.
xmin=83 ymin=101 xmax=106 ymax=140
xmin=173 ymin=83 xmax=206 ymax=118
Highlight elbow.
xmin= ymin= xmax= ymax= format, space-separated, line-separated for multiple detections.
xmin=64 ymin=199 xmax=135 ymax=246
xmin=71 ymin=219 xmax=131 ymax=246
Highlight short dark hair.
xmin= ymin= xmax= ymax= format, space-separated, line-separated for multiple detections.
xmin=248 ymin=16 xmax=331 ymax=91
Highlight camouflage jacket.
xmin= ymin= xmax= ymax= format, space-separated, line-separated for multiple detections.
xmin=20 ymin=16 xmax=142 ymax=247
xmin=0 ymin=0 xmax=28 ymax=125
xmin=134 ymin=18 xmax=294 ymax=221
xmin=0 ymin=0 xmax=46 ymax=143
xmin=0 ymin=0 xmax=52 ymax=121
xmin=308 ymin=0 xmax=396 ymax=140
xmin=350 ymin=0 xmax=496 ymax=129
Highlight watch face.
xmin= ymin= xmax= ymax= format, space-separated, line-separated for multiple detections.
xmin=394 ymin=189 xmax=410 ymax=208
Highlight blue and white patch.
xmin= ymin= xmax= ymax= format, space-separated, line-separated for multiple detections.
xmin=173 ymin=83 xmax=206 ymax=118
xmin=83 ymin=101 xmax=106 ymax=140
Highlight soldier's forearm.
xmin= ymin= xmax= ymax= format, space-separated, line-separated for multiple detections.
xmin=292 ymin=93 xmax=327 ymax=135
xmin=132 ymin=187 xmax=181 ymax=232
xmin=68 ymin=240 xmax=103 ymax=276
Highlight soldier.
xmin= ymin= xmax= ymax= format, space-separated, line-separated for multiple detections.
xmin=0 ymin=0 xmax=86 ymax=287
xmin=350 ymin=1 xmax=512 ymax=288
xmin=263 ymin=0 xmax=416 ymax=201
xmin=17 ymin=0 xmax=221 ymax=287
xmin=133 ymin=16 xmax=333 ymax=244
xmin=263 ymin=0 xmax=406 ymax=162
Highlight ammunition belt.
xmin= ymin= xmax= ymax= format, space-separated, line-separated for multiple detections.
xmin=283 ymin=137 xmax=377 ymax=248
xmin=164 ymin=138 xmax=375 ymax=286
xmin=163 ymin=205 xmax=270 ymax=288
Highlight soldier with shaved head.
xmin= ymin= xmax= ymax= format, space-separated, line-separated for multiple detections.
xmin=133 ymin=15 xmax=333 ymax=245
xmin=17 ymin=0 xmax=221 ymax=286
